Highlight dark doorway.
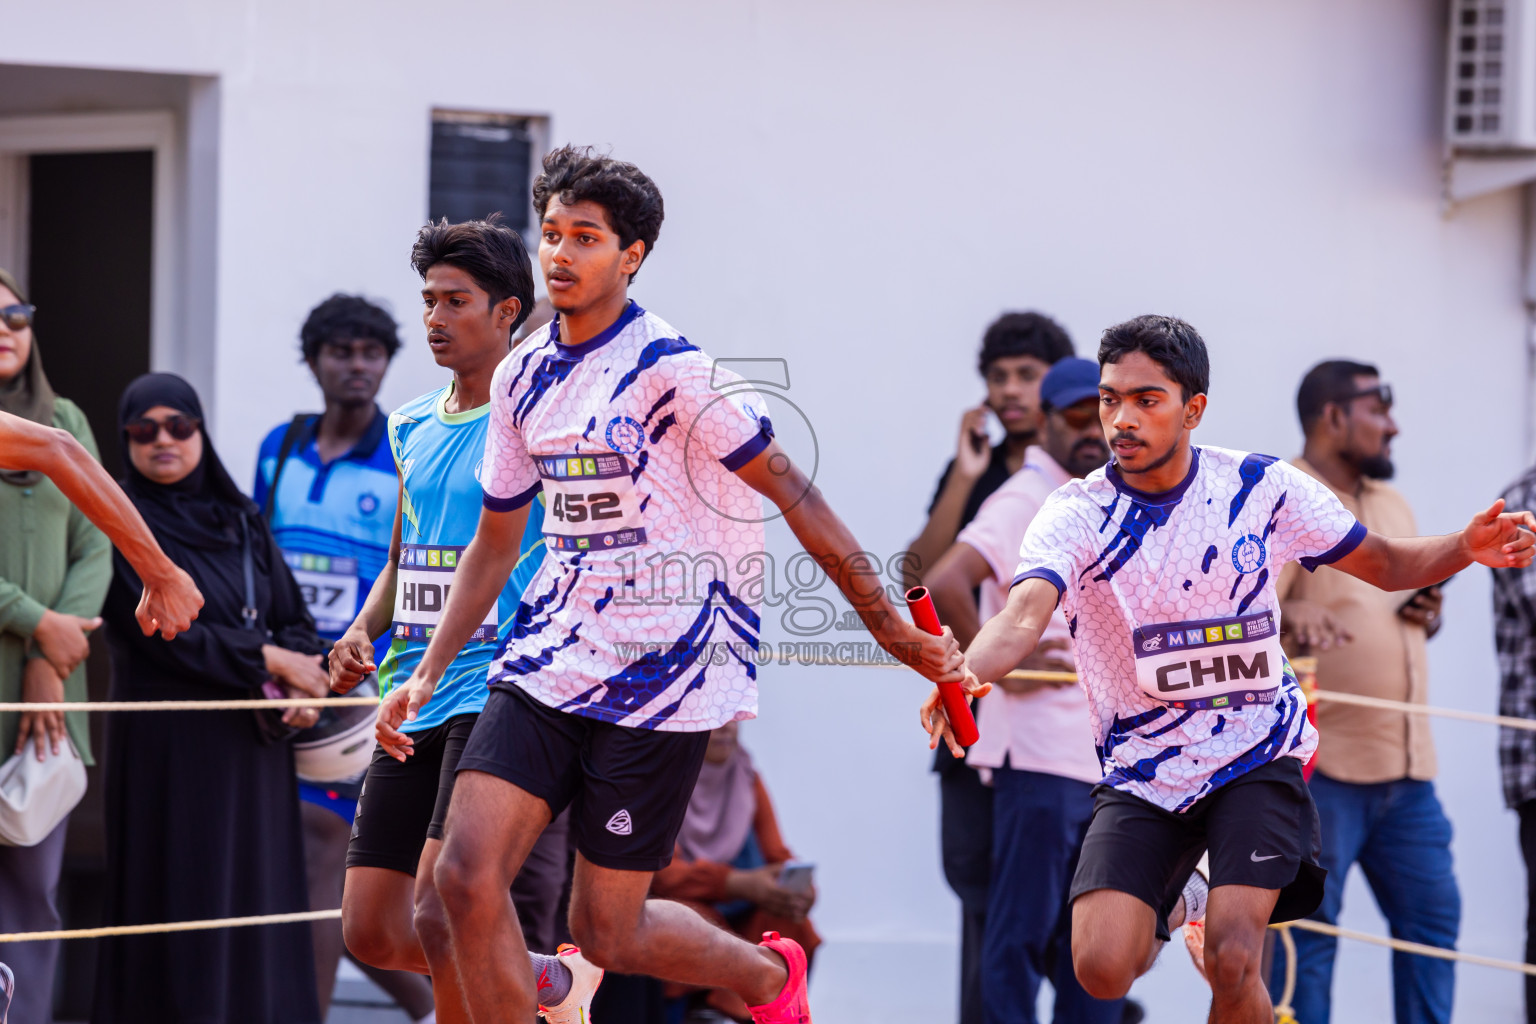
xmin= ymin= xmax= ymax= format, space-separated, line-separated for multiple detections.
xmin=26 ymin=148 xmax=153 ymax=1019
xmin=28 ymin=150 xmax=153 ymax=476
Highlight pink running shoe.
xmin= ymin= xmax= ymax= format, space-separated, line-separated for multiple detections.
xmin=748 ymin=931 xmax=811 ymax=1024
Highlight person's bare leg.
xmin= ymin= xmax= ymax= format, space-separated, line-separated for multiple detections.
xmin=1071 ymin=888 xmax=1165 ymax=999
xmin=1202 ymin=885 xmax=1278 ymax=1024
xmin=349 ymin=955 xmax=437 ymax=1020
xmin=566 ymin=856 xmax=788 ymax=1007
xmin=342 ymin=865 xmax=430 ymax=975
xmin=414 ymin=837 xmax=473 ymax=1024
xmin=433 ymin=770 xmax=552 ymax=1023
xmin=301 ymin=801 xmax=351 ymax=1017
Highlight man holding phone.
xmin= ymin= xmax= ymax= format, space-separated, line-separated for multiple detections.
xmin=1271 ymin=361 xmax=1457 ymax=1024
xmin=906 ymin=312 xmax=1074 ymax=1024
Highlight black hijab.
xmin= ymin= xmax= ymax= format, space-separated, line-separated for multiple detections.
xmin=0 ymin=268 xmax=57 ymax=486
xmin=117 ymin=373 xmax=257 ymax=551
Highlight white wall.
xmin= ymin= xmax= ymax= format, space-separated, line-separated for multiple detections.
xmin=6 ymin=1 xmax=1534 ymax=1018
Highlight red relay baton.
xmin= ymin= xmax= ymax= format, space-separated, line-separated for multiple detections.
xmin=905 ymin=586 xmax=980 ymax=748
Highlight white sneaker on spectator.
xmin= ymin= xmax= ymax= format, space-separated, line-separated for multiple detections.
xmin=539 ymin=945 xmax=603 ymax=1024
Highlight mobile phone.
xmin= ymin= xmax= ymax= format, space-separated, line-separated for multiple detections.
xmin=1399 ymin=576 xmax=1453 ymax=612
xmin=778 ymin=860 xmax=815 ymax=894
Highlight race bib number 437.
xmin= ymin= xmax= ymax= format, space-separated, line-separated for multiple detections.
xmin=1131 ymin=610 xmax=1284 ymax=710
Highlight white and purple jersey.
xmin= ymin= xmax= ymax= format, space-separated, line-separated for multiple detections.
xmin=1013 ymin=446 xmax=1365 ymax=812
xmin=479 ymin=302 xmax=773 ymax=732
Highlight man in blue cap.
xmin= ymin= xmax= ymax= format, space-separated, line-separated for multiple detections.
xmin=924 ymin=357 xmax=1125 ymax=1023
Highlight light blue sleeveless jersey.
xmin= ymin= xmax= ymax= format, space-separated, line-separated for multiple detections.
xmin=379 ymin=387 xmax=546 ymax=733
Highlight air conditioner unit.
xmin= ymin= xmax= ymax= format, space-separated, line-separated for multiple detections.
xmin=1446 ymin=0 xmax=1536 ymax=149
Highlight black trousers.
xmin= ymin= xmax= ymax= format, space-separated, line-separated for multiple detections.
xmin=1520 ymin=800 xmax=1536 ymax=1024
xmin=940 ymin=756 xmax=994 ymax=1024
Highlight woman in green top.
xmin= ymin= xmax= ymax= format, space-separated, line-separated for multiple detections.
xmin=0 ymin=268 xmax=111 ymax=1024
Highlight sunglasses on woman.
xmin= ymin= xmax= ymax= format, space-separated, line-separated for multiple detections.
xmin=0 ymin=304 xmax=34 ymax=331
xmin=124 ymin=415 xmax=201 ymax=445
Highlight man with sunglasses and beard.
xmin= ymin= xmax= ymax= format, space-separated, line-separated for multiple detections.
xmin=1268 ymin=363 xmax=1457 ymax=1024
xmin=923 ymin=357 xmax=1124 ymax=1024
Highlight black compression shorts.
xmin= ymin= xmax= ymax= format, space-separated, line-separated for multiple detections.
xmin=1069 ymin=755 xmax=1325 ymax=942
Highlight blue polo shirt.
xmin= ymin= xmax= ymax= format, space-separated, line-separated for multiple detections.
xmin=253 ymin=409 xmax=398 ymax=652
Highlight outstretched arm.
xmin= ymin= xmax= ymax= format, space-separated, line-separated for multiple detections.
xmin=1333 ymin=498 xmax=1536 ymax=589
xmin=734 ymin=439 xmax=963 ymax=683
xmin=0 ymin=410 xmax=201 ymax=637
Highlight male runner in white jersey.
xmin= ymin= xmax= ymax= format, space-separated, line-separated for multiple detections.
xmin=376 ymin=146 xmax=963 ymax=1024
xmin=922 ymin=315 xmax=1536 ymax=1024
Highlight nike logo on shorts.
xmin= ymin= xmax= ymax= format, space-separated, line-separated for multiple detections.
xmin=1250 ymin=851 xmax=1282 ymax=862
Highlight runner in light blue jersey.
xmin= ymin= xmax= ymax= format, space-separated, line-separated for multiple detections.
xmin=325 ymin=217 xmax=587 ymax=1023
xmin=375 ymin=385 xmax=546 ymax=731
xmin=253 ymin=293 xmax=439 ymax=1020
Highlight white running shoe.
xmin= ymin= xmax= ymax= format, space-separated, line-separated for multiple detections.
xmin=539 ymin=945 xmax=603 ymax=1024
xmin=1 ymin=961 xmax=13 ymax=1024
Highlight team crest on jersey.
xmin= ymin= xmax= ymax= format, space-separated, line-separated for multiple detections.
xmin=1231 ymin=534 xmax=1267 ymax=574
xmin=605 ymin=416 xmax=645 ymax=454
xmin=358 ymin=492 xmax=380 ymax=515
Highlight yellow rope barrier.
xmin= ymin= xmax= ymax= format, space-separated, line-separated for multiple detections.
xmin=1271 ymin=924 xmax=1299 ymax=1024
xmin=0 ymin=696 xmax=378 ymax=712
xmin=1279 ymin=918 xmax=1536 ymax=977
xmin=0 ymin=908 xmax=340 ymax=943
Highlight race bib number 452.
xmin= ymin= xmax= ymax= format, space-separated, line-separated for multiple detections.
xmin=537 ymin=451 xmax=647 ymax=553
xmin=391 ymin=544 xmax=498 ymax=643
xmin=1131 ymin=610 xmax=1284 ymax=710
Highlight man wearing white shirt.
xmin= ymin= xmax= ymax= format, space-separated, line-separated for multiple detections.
xmin=926 ymin=357 xmax=1117 ymax=1024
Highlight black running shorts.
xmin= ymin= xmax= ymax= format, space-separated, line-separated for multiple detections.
xmin=346 ymin=713 xmax=478 ymax=875
xmin=456 ymin=684 xmax=710 ymax=872
xmin=1069 ymin=755 xmax=1325 ymax=942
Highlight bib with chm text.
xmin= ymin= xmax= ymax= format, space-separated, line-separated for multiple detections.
xmin=538 ymin=451 xmax=647 ymax=553
xmin=1131 ymin=610 xmax=1284 ymax=710
xmin=284 ymin=552 xmax=360 ymax=636
xmin=391 ymin=543 xmax=498 ymax=643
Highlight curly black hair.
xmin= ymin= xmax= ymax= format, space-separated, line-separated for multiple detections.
xmin=532 ymin=145 xmax=664 ymax=280
xmin=1098 ymin=314 xmax=1210 ymax=401
xmin=300 ymin=294 xmax=401 ymax=363
xmin=977 ymin=311 xmax=1075 ymax=375
xmin=410 ymin=214 xmax=535 ymax=335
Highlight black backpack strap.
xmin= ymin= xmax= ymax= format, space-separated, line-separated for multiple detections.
xmin=262 ymin=413 xmax=314 ymax=523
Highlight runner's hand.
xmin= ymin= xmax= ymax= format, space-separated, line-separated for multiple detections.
xmin=908 ymin=624 xmax=969 ymax=685
xmin=135 ymin=564 xmax=202 ymax=639
xmin=920 ymin=664 xmax=990 ymax=759
xmin=376 ymin=674 xmax=435 ymax=761
xmin=15 ymin=658 xmax=66 ymax=762
xmin=330 ymin=629 xmax=376 ymax=693
xmin=1463 ymin=499 xmax=1536 ymax=568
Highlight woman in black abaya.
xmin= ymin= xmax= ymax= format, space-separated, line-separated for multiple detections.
xmin=93 ymin=374 xmax=330 ymax=1024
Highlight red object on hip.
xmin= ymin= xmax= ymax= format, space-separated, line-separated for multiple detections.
xmin=905 ymin=586 xmax=980 ymax=748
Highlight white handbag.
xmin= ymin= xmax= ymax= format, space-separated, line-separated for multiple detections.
xmin=0 ymin=737 xmax=86 ymax=846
